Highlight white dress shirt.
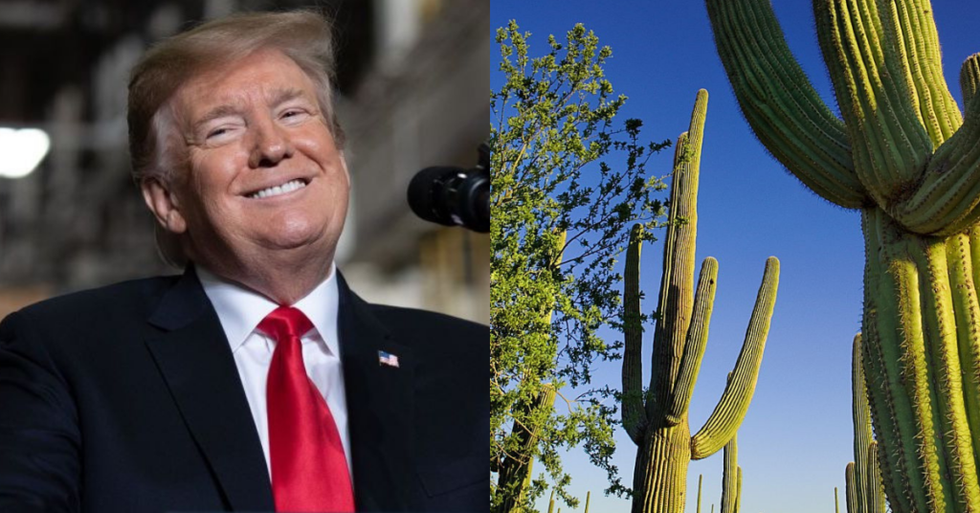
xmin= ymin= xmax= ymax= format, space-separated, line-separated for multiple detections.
xmin=196 ymin=265 xmax=352 ymax=481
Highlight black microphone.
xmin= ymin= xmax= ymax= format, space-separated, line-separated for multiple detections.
xmin=407 ymin=144 xmax=489 ymax=233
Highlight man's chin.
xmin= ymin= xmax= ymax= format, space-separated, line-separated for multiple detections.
xmin=258 ymin=230 xmax=333 ymax=256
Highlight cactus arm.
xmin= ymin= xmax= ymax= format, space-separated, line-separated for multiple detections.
xmin=622 ymin=224 xmax=647 ymax=445
xmin=705 ymin=0 xmax=866 ymax=208
xmin=648 ymin=90 xmax=708 ymax=419
xmin=899 ymin=80 xmax=980 ymax=236
xmin=720 ymin=434 xmax=737 ymax=513
xmin=689 ymin=256 xmax=779 ymax=459
xmin=963 ymin=54 xmax=980 ymax=108
xmin=884 ymin=0 xmax=962 ymax=143
xmin=863 ymin=49 xmax=977 ymax=236
xmin=845 ymin=463 xmax=858 ymax=513
xmin=647 ymin=132 xmax=692 ymax=420
xmin=665 ymin=258 xmax=719 ymax=425
xmin=813 ymin=0 xmax=932 ymax=204
xmin=878 ymin=0 xmax=961 ymax=143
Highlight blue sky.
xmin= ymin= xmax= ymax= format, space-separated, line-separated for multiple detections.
xmin=491 ymin=1 xmax=980 ymax=512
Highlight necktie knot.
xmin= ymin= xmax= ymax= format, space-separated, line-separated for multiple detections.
xmin=258 ymin=306 xmax=314 ymax=342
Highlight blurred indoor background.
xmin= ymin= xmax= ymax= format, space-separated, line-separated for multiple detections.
xmin=0 ymin=0 xmax=489 ymax=323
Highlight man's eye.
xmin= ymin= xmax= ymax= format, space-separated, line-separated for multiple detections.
xmin=205 ymin=126 xmax=239 ymax=141
xmin=281 ymin=109 xmax=309 ymax=122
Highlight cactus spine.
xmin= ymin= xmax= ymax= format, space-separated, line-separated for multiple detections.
xmin=706 ymin=0 xmax=980 ymax=509
xmin=845 ymin=334 xmax=886 ymax=513
xmin=622 ymin=89 xmax=780 ymax=513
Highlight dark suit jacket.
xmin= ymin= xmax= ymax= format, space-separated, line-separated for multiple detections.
xmin=0 ymin=267 xmax=488 ymax=512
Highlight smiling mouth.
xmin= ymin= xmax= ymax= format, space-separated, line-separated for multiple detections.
xmin=246 ymin=179 xmax=309 ymax=199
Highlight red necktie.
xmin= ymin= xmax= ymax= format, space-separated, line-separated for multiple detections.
xmin=260 ymin=306 xmax=354 ymax=513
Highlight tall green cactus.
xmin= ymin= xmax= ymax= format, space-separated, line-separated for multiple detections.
xmin=697 ymin=475 xmax=704 ymax=513
xmin=706 ymin=0 xmax=980 ymax=510
xmin=622 ymin=89 xmax=780 ymax=513
xmin=720 ymin=434 xmax=741 ymax=513
xmin=845 ymin=334 xmax=886 ymax=513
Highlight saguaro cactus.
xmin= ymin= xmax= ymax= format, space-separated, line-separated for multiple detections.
xmin=845 ymin=335 xmax=885 ymax=513
xmin=706 ymin=0 xmax=980 ymax=510
xmin=697 ymin=475 xmax=704 ymax=513
xmin=720 ymin=434 xmax=741 ymax=513
xmin=622 ymin=89 xmax=779 ymax=513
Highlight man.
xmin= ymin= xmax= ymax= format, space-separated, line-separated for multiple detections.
xmin=0 ymin=11 xmax=487 ymax=513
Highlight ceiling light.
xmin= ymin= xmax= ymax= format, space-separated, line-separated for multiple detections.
xmin=0 ymin=128 xmax=51 ymax=179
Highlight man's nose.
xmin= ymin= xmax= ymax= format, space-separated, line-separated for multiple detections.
xmin=248 ymin=118 xmax=293 ymax=168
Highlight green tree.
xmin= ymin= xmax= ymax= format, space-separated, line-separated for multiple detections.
xmin=491 ymin=21 xmax=669 ymax=512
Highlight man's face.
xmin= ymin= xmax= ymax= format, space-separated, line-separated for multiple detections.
xmin=146 ymin=49 xmax=349 ymax=276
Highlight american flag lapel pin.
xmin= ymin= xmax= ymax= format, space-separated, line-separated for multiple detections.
xmin=378 ymin=350 xmax=400 ymax=368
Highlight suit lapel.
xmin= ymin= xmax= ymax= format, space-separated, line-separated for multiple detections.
xmin=338 ymin=274 xmax=416 ymax=511
xmin=143 ymin=267 xmax=274 ymax=511
xmin=141 ymin=267 xmax=413 ymax=511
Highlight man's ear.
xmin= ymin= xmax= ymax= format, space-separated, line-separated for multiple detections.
xmin=141 ymin=177 xmax=187 ymax=234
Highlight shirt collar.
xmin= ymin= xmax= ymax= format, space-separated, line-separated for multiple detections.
xmin=196 ymin=264 xmax=340 ymax=357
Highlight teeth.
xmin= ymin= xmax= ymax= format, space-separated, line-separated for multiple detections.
xmin=249 ymin=179 xmax=306 ymax=199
